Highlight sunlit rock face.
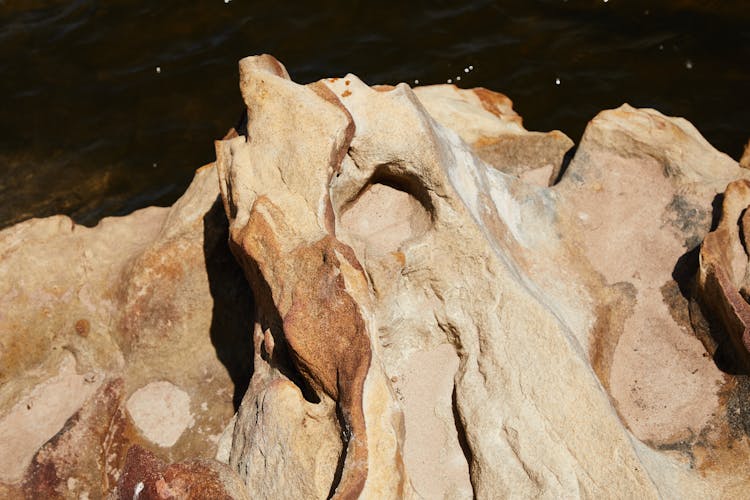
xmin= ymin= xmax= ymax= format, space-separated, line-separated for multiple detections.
xmin=2 ymin=52 xmax=750 ymax=499
xmin=0 ymin=165 xmax=253 ymax=498
xmin=216 ymin=55 xmax=750 ymax=498
xmin=741 ymin=140 xmax=750 ymax=169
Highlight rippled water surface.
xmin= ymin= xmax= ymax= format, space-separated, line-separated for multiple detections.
xmin=1 ymin=0 xmax=748 ymax=227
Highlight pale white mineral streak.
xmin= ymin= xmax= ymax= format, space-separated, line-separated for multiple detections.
xmin=216 ymin=55 xmax=750 ymax=499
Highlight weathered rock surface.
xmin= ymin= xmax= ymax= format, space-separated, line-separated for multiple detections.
xmin=697 ymin=179 xmax=750 ymax=370
xmin=115 ymin=445 xmax=249 ymax=500
xmin=0 ymin=163 xmax=252 ymax=496
xmin=2 ymin=53 xmax=750 ymax=499
xmin=741 ymin=139 xmax=750 ymax=169
xmin=216 ymin=55 xmax=750 ymax=499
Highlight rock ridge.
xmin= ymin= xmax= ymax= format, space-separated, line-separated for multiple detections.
xmin=1 ymin=54 xmax=749 ymax=498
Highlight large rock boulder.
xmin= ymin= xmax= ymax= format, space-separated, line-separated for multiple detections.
xmin=2 ymin=53 xmax=749 ymax=498
xmin=0 ymin=163 xmax=253 ymax=497
xmin=216 ymin=55 xmax=750 ymax=499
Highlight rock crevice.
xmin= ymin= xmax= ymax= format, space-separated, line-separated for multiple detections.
xmin=3 ymin=54 xmax=750 ymax=499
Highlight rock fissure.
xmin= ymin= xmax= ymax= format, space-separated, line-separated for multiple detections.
xmin=4 ymin=54 xmax=750 ymax=498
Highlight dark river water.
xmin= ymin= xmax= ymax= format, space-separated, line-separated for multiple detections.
xmin=1 ymin=1 xmax=749 ymax=228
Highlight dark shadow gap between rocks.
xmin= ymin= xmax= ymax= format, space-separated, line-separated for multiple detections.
xmin=202 ymin=196 xmax=255 ymax=411
xmin=683 ymin=191 xmax=750 ymax=376
xmin=207 ymin=193 xmax=321 ymax=405
xmin=239 ymin=249 xmax=322 ymax=405
xmin=452 ymin=385 xmax=475 ymax=497
xmin=710 ymin=192 xmax=724 ymax=232
xmin=672 ymin=245 xmax=700 ymax=300
xmin=552 ymin=144 xmax=577 ymax=186
xmin=327 ymin=405 xmax=348 ymax=499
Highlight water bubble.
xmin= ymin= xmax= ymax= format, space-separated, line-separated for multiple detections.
xmin=224 ymin=0 xmax=231 ymax=3
xmin=555 ymin=77 xmax=561 ymax=85
xmin=456 ymin=76 xmax=461 ymax=81
xmin=658 ymin=44 xmax=664 ymax=50
xmin=447 ymin=79 xmax=452 ymax=84
xmin=152 ymin=162 xmax=158 ymax=168
xmin=414 ymin=79 xmax=419 ymax=85
xmin=155 ymin=66 xmax=161 ymax=74
xmin=464 ymin=68 xmax=469 ymax=73
xmin=469 ymin=65 xmax=474 ymax=70
xmin=685 ymin=59 xmax=693 ymax=70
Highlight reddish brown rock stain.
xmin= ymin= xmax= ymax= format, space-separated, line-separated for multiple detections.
xmin=589 ymin=283 xmax=637 ymax=390
xmin=392 ymin=251 xmax=406 ymax=267
xmin=75 ymin=318 xmax=90 ymax=337
xmin=307 ymin=81 xmax=355 ymax=178
xmin=472 ymin=87 xmax=522 ymax=125
xmin=230 ymin=198 xmax=371 ymax=499
xmin=117 ymin=240 xmax=192 ymax=351
xmin=117 ymin=446 xmax=238 ymax=499
xmin=20 ymin=379 xmax=134 ymax=498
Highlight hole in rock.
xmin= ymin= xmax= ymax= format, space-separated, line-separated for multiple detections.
xmin=340 ymin=171 xmax=432 ymax=255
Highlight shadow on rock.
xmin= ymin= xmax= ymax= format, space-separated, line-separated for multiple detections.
xmin=683 ymin=191 xmax=750 ymax=376
xmin=203 ymin=195 xmax=255 ymax=410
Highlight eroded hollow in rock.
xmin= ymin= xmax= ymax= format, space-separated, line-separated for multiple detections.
xmin=339 ymin=172 xmax=432 ymax=256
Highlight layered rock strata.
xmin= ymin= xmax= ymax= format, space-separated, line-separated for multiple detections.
xmin=697 ymin=179 xmax=750 ymax=370
xmin=212 ymin=55 xmax=750 ymax=498
xmin=1 ymin=54 xmax=750 ymax=498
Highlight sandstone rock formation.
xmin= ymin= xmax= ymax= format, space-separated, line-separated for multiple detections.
xmin=2 ymin=53 xmax=750 ymax=498
xmin=0 ymin=164 xmax=253 ymax=497
xmin=740 ymin=139 xmax=750 ymax=169
xmin=697 ymin=179 xmax=750 ymax=370
xmin=215 ymin=55 xmax=750 ymax=498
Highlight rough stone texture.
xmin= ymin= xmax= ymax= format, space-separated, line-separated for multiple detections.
xmin=413 ymin=84 xmax=574 ymax=186
xmin=115 ymin=445 xmax=250 ymax=500
xmin=697 ymin=179 xmax=750 ymax=370
xmin=19 ymin=379 xmax=126 ymax=499
xmin=126 ymin=380 xmax=195 ymax=448
xmin=0 ymin=352 xmax=101 ymax=483
xmin=0 ymin=163 xmax=251 ymax=495
xmin=215 ymin=55 xmax=750 ymax=499
xmin=217 ymin=55 xmax=398 ymax=499
xmin=554 ymin=105 xmax=748 ymax=452
xmin=741 ymin=139 xmax=750 ymax=169
xmin=3 ymin=53 xmax=750 ymax=499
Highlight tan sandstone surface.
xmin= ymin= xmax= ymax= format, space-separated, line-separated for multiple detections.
xmin=1 ymin=54 xmax=750 ymax=498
